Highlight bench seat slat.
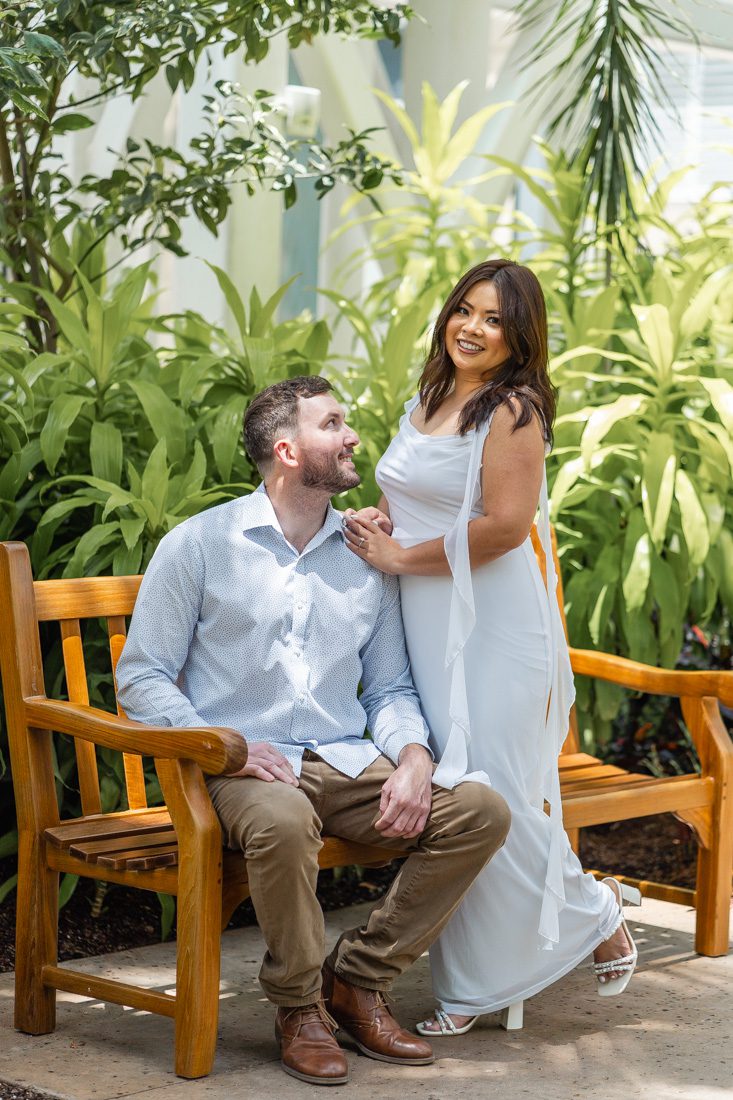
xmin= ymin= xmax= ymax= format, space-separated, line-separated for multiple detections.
xmin=44 ymin=808 xmax=171 ymax=849
xmin=69 ymin=829 xmax=177 ymax=861
xmin=102 ymin=845 xmax=179 ymax=871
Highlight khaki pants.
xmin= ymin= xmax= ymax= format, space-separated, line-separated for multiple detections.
xmin=207 ymin=752 xmax=510 ymax=1006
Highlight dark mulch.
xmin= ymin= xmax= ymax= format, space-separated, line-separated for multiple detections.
xmin=0 ymin=812 xmax=697 ymax=976
xmin=0 ymin=1085 xmax=59 ymax=1100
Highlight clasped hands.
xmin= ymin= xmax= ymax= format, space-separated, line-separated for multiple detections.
xmin=226 ymin=741 xmax=433 ymax=839
xmin=341 ymin=506 xmax=403 ymax=574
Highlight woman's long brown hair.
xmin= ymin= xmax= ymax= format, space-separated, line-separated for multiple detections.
xmin=419 ymin=259 xmax=556 ymax=442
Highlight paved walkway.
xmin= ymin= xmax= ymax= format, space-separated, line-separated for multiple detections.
xmin=0 ymin=896 xmax=731 ymax=1100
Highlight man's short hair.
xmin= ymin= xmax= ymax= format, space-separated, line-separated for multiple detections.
xmin=243 ymin=375 xmax=333 ymax=475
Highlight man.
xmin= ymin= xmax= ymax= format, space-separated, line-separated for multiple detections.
xmin=116 ymin=376 xmax=510 ymax=1086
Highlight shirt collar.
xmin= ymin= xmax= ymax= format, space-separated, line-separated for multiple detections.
xmin=240 ymin=484 xmax=344 ymax=551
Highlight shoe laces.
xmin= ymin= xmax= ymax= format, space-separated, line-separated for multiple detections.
xmin=281 ymin=1000 xmax=339 ymax=1036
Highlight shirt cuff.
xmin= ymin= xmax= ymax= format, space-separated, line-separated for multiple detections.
xmin=379 ymin=727 xmax=434 ymax=768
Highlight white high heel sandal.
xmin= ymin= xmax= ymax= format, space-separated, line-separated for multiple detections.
xmin=415 ymin=1000 xmax=524 ymax=1036
xmin=593 ymin=877 xmax=641 ymax=997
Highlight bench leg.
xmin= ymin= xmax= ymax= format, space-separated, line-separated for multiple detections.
xmin=694 ymin=824 xmax=733 ymax=957
xmin=15 ymin=833 xmax=57 ymax=1034
xmin=158 ymin=760 xmax=223 ymax=1079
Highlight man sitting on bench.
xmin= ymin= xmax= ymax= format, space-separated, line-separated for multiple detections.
xmin=116 ymin=375 xmax=510 ymax=1086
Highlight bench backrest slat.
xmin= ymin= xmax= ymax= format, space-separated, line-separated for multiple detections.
xmin=108 ymin=614 xmax=148 ymax=810
xmin=33 ymin=576 xmax=142 ymax=622
xmin=60 ymin=619 xmax=102 ymax=815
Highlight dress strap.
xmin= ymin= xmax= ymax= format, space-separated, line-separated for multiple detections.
xmin=535 ymin=463 xmax=577 ymax=948
xmin=432 ymin=416 xmax=494 ymax=789
xmin=433 ymin=411 xmax=577 ymax=948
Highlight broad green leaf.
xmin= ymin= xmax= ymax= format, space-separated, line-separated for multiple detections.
xmin=128 ymin=380 xmax=187 ymax=465
xmin=58 ymin=873 xmax=79 ymax=909
xmin=63 ymin=522 xmax=120 ymax=578
xmin=679 ymin=267 xmax=730 ymax=343
xmin=175 ymin=440 xmax=207 ymax=500
xmin=113 ymin=540 xmax=143 ymax=575
xmin=36 ymin=290 xmax=92 ymax=359
xmin=550 ymin=457 xmax=584 ymax=516
xmin=641 ymin=432 xmax=676 ymax=551
xmin=674 ymin=469 xmax=709 ymax=567
xmin=0 ymin=874 xmax=18 ymax=905
xmin=40 ymin=394 xmax=93 ymax=473
xmin=255 ymin=275 xmax=300 ymax=337
xmin=53 ymin=112 xmax=94 ymax=134
xmin=580 ymin=394 xmax=646 ymax=467
xmin=622 ymin=508 xmax=651 ymax=612
xmin=39 ymin=494 xmax=99 ymax=528
xmin=698 ymin=378 xmax=733 ymax=435
xmin=0 ymin=828 xmax=18 ymax=858
xmin=212 ymin=397 xmax=247 ymax=481
xmin=440 ymin=101 xmax=509 ymax=182
xmin=141 ymin=439 xmax=170 ymax=529
xmin=718 ymin=528 xmax=733 ymax=613
xmin=156 ymin=892 xmax=176 ymax=941
xmin=206 ymin=263 xmax=247 ymax=345
xmin=373 ymin=88 xmax=420 ymax=151
xmin=90 ymin=421 xmax=123 ymax=484
xmin=243 ymin=336 xmax=275 ymax=392
xmin=632 ymin=303 xmax=674 ymax=377
xmin=120 ymin=516 xmax=146 ymax=550
xmin=650 ymin=557 xmax=681 ymax=644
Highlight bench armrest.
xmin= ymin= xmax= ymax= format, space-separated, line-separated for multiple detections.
xmin=569 ymin=649 xmax=733 ymax=709
xmin=24 ymin=697 xmax=247 ymax=776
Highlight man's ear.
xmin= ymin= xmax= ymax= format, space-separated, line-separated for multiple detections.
xmin=272 ymin=437 xmax=298 ymax=469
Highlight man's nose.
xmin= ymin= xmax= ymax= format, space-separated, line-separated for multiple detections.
xmin=344 ymin=424 xmax=360 ymax=448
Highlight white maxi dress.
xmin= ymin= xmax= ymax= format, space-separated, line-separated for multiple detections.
xmin=375 ymin=396 xmax=621 ymax=1016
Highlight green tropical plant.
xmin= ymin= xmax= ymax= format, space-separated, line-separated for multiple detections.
xmin=514 ymin=0 xmax=693 ymax=244
xmin=330 ymin=82 xmax=510 ymax=321
xmin=0 ymin=0 xmax=410 ymax=350
xmin=0 ymin=262 xmax=335 ymax=916
xmin=548 ymin=257 xmax=733 ymax=741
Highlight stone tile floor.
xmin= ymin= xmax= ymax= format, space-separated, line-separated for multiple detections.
xmin=0 ymin=897 xmax=730 ymax=1100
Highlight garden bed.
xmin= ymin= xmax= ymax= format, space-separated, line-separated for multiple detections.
xmin=0 ymin=813 xmax=697 ymax=975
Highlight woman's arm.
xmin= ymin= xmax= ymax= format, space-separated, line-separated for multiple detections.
xmin=343 ymin=404 xmax=545 ymax=576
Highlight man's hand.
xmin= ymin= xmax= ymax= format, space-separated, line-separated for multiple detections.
xmin=226 ymin=742 xmax=299 ymax=785
xmin=375 ymin=744 xmax=433 ymax=838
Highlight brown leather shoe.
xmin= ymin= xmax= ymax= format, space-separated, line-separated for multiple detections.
xmin=322 ymin=964 xmax=434 ymax=1065
xmin=275 ymin=1002 xmax=349 ymax=1085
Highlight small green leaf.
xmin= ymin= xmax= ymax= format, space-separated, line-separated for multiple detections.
xmin=675 ymin=470 xmax=709 ymax=567
xmin=641 ymin=432 xmax=676 ymax=551
xmin=622 ymin=508 xmax=651 ymax=612
xmin=40 ymin=394 xmax=93 ymax=473
xmin=157 ymin=892 xmax=176 ymax=941
xmin=90 ymin=421 xmax=123 ymax=484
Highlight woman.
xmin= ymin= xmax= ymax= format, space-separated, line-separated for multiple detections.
xmin=342 ymin=259 xmax=639 ymax=1034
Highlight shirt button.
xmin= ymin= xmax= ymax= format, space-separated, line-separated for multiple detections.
xmin=299 ymin=693 xmax=306 ymax=703
xmin=293 ymin=649 xmax=302 ymax=658
xmin=296 ymin=603 xmax=304 ymax=611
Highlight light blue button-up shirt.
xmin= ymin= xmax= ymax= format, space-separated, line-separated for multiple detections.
xmin=116 ymin=487 xmax=431 ymax=777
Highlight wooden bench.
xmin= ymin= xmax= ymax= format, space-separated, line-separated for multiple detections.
xmin=1 ymin=534 xmax=732 ymax=1077
xmin=533 ymin=531 xmax=733 ymax=958
xmin=0 ymin=541 xmax=395 ymax=1079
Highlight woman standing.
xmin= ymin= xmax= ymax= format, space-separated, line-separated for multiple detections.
xmin=342 ymin=259 xmax=638 ymax=1033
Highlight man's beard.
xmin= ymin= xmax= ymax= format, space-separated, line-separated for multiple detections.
xmin=300 ymin=450 xmax=361 ymax=494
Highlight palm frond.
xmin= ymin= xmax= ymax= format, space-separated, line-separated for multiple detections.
xmin=514 ymin=0 xmax=696 ymax=241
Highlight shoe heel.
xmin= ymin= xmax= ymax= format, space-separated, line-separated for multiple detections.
xmin=499 ymin=1001 xmax=523 ymax=1030
xmin=620 ymin=883 xmax=642 ymax=907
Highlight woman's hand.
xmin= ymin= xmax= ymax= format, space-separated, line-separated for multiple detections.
xmin=342 ymin=513 xmax=403 ymax=574
xmin=343 ymin=505 xmax=393 ymax=535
